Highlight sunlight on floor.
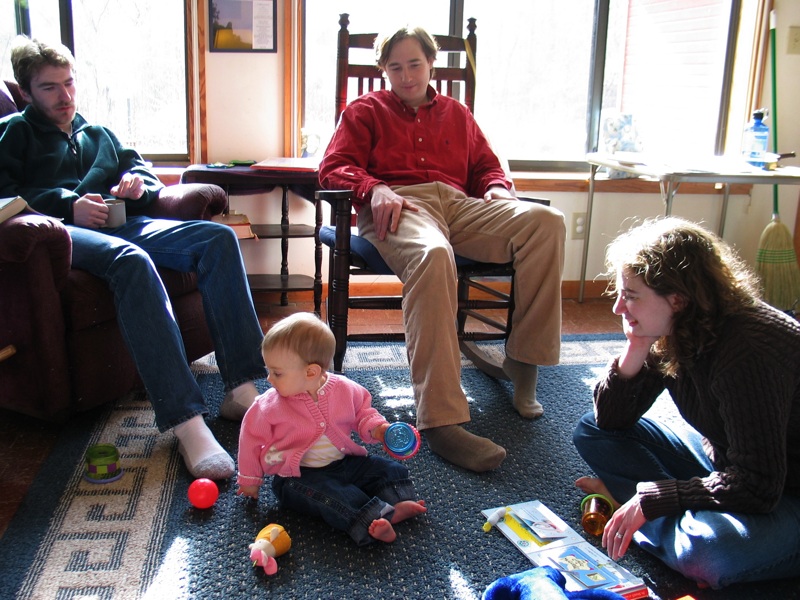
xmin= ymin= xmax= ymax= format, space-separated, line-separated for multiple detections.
xmin=581 ymin=365 xmax=607 ymax=389
xmin=142 ymin=536 xmax=190 ymax=600
xmin=374 ymin=378 xmax=415 ymax=408
xmin=450 ymin=567 xmax=481 ymax=600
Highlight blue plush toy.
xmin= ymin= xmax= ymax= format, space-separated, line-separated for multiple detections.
xmin=482 ymin=566 xmax=627 ymax=600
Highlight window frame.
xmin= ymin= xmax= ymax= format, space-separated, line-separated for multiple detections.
xmin=11 ymin=0 xmax=202 ymax=164
xmin=291 ymin=0 xmax=756 ymax=173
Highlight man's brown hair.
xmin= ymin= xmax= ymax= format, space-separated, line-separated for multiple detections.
xmin=11 ymin=36 xmax=75 ymax=93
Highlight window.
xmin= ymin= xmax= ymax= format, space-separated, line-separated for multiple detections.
xmin=2 ymin=0 xmax=191 ymax=162
xmin=302 ymin=1 xmax=451 ymax=157
xmin=600 ymin=0 xmax=751 ymax=159
xmin=300 ymin=0 xmax=761 ymax=170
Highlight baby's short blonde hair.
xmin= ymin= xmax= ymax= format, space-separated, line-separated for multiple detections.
xmin=261 ymin=312 xmax=335 ymax=370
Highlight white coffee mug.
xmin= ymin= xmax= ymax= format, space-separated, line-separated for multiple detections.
xmin=104 ymin=199 xmax=127 ymax=228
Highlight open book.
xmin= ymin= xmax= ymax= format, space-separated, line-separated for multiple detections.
xmin=481 ymin=500 xmax=648 ymax=599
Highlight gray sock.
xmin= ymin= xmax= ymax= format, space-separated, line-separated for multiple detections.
xmin=424 ymin=425 xmax=506 ymax=472
xmin=503 ymin=357 xmax=543 ymax=419
xmin=220 ymin=381 xmax=259 ymax=421
xmin=174 ymin=415 xmax=235 ymax=479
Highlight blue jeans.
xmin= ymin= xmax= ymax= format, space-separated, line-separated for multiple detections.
xmin=67 ymin=216 xmax=265 ymax=431
xmin=573 ymin=412 xmax=800 ymax=588
xmin=271 ymin=455 xmax=416 ymax=546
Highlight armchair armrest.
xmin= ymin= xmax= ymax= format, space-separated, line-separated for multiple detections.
xmin=0 ymin=213 xmax=72 ymax=289
xmin=145 ymin=183 xmax=228 ymax=221
xmin=0 ymin=212 xmax=73 ymax=420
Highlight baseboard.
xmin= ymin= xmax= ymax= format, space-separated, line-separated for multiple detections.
xmin=251 ymin=279 xmax=610 ymax=306
xmin=562 ymin=279 xmax=610 ymax=299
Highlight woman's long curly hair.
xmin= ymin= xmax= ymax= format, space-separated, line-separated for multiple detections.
xmin=605 ymin=217 xmax=761 ymax=375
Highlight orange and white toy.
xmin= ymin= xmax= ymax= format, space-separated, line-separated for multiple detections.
xmin=249 ymin=523 xmax=291 ymax=576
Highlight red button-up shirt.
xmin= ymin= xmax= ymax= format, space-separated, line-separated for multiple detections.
xmin=319 ymin=86 xmax=512 ymax=211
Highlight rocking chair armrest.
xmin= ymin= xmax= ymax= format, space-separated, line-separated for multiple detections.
xmin=316 ymin=189 xmax=355 ymax=252
xmin=517 ymin=195 xmax=551 ymax=207
xmin=316 ymin=187 xmax=354 ymax=262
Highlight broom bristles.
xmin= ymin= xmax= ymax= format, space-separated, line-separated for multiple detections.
xmin=756 ymin=217 xmax=800 ymax=311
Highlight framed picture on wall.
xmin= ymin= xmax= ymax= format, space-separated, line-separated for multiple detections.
xmin=209 ymin=0 xmax=277 ymax=52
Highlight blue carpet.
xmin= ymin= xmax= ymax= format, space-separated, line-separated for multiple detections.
xmin=1 ymin=338 xmax=798 ymax=599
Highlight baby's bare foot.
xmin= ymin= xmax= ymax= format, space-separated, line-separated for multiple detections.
xmin=391 ymin=500 xmax=427 ymax=524
xmin=369 ymin=518 xmax=397 ymax=543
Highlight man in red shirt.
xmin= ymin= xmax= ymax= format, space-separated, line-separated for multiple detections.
xmin=319 ymin=25 xmax=565 ymax=472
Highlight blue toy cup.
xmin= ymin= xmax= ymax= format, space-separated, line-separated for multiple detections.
xmin=383 ymin=422 xmax=420 ymax=460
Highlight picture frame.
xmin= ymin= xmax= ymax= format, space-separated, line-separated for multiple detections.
xmin=209 ymin=0 xmax=277 ymax=53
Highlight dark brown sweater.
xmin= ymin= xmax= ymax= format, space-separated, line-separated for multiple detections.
xmin=594 ymin=301 xmax=800 ymax=521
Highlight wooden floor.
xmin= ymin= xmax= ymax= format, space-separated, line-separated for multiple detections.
xmin=0 ymin=297 xmax=618 ymax=540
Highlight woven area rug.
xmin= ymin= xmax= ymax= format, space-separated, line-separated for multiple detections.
xmin=2 ymin=335 xmax=798 ymax=600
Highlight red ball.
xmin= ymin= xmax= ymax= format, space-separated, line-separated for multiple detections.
xmin=188 ymin=478 xmax=219 ymax=509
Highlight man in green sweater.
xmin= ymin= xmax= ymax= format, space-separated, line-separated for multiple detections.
xmin=0 ymin=36 xmax=264 ymax=480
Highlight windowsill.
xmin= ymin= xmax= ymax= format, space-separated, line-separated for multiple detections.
xmin=154 ymin=166 xmax=752 ymax=196
xmin=511 ymin=171 xmax=753 ymax=195
xmin=153 ymin=166 xmax=185 ymax=186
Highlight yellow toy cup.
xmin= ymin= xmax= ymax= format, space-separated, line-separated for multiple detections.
xmin=580 ymin=493 xmax=614 ymax=536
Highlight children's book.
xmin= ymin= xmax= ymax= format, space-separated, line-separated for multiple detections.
xmin=481 ymin=500 xmax=648 ymax=599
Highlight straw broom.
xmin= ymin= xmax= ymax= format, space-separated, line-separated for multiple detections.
xmin=757 ymin=203 xmax=800 ymax=311
xmin=755 ymin=9 xmax=800 ymax=312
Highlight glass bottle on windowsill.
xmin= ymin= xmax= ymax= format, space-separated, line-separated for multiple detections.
xmin=742 ymin=110 xmax=769 ymax=168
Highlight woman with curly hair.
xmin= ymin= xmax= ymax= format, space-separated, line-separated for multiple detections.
xmin=573 ymin=217 xmax=800 ymax=590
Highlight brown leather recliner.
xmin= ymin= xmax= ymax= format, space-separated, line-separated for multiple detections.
xmin=0 ymin=79 xmax=228 ymax=421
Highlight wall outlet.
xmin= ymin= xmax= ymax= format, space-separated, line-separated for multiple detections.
xmin=789 ymin=27 xmax=800 ymax=55
xmin=571 ymin=212 xmax=587 ymax=240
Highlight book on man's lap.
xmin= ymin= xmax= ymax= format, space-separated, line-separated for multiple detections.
xmin=0 ymin=196 xmax=30 ymax=224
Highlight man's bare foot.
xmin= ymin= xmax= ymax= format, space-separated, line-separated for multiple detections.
xmin=391 ymin=500 xmax=427 ymax=524
xmin=369 ymin=518 xmax=397 ymax=543
xmin=575 ymin=476 xmax=620 ymax=510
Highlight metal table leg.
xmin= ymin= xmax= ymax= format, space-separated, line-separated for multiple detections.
xmin=579 ymin=164 xmax=599 ymax=303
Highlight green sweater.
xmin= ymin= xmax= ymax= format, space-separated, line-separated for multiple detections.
xmin=0 ymin=105 xmax=164 ymax=223
xmin=595 ymin=301 xmax=800 ymax=521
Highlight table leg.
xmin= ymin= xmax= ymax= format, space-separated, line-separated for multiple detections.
xmin=579 ymin=164 xmax=598 ymax=303
xmin=313 ymin=196 xmax=322 ymax=316
xmin=280 ymin=185 xmax=290 ymax=306
xmin=663 ymin=180 xmax=678 ymax=216
xmin=719 ymin=183 xmax=730 ymax=236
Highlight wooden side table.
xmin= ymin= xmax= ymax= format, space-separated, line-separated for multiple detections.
xmin=181 ymin=164 xmax=322 ymax=315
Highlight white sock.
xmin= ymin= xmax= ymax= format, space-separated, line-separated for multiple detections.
xmin=174 ymin=415 xmax=234 ymax=479
xmin=220 ymin=381 xmax=259 ymax=421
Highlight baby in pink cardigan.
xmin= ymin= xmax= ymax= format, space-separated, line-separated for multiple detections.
xmin=236 ymin=312 xmax=426 ymax=545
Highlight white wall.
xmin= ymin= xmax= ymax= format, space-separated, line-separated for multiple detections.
xmin=202 ymin=0 xmax=800 ymax=290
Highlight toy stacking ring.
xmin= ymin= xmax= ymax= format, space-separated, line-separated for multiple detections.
xmin=83 ymin=443 xmax=124 ymax=483
xmin=383 ymin=422 xmax=421 ymax=460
